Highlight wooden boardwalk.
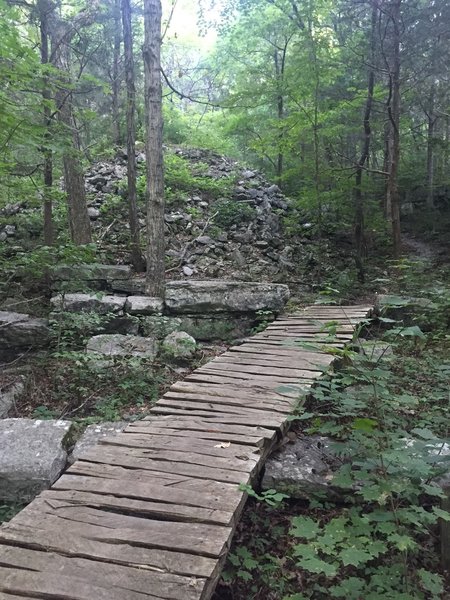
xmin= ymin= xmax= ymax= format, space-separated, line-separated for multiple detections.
xmin=0 ymin=304 xmax=371 ymax=600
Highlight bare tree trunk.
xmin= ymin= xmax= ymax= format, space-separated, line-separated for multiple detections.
xmin=122 ymin=0 xmax=145 ymax=272
xmin=273 ymin=39 xmax=289 ymax=188
xmin=39 ymin=0 xmax=54 ymax=246
xmin=385 ymin=0 xmax=402 ymax=259
xmin=143 ymin=0 xmax=165 ymax=297
xmin=112 ymin=0 xmax=122 ymax=146
xmin=426 ymin=83 xmax=436 ymax=210
xmin=354 ymin=2 xmax=377 ymax=282
xmin=52 ymin=24 xmax=92 ymax=245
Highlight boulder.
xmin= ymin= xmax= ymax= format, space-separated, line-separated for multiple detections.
xmin=69 ymin=421 xmax=128 ymax=464
xmin=164 ymin=280 xmax=290 ymax=314
xmin=125 ymin=296 xmax=164 ymax=315
xmin=0 ymin=378 xmax=25 ymax=418
xmin=51 ymin=293 xmax=126 ymax=314
xmin=262 ymin=436 xmax=342 ymax=500
xmin=0 ymin=311 xmax=50 ymax=354
xmin=0 ymin=419 xmax=72 ymax=502
xmin=86 ymin=334 xmax=159 ymax=360
xmin=176 ymin=314 xmax=253 ymax=341
xmin=161 ymin=331 xmax=196 ymax=361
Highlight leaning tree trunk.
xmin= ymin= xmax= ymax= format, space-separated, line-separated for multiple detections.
xmin=385 ymin=0 xmax=402 ymax=259
xmin=122 ymin=0 xmax=145 ymax=271
xmin=143 ymin=0 xmax=165 ymax=297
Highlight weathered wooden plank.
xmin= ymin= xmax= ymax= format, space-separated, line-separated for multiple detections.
xmin=78 ymin=446 xmax=253 ymax=484
xmin=162 ymin=391 xmax=295 ymax=412
xmin=99 ymin=433 xmax=261 ymax=463
xmin=138 ymin=415 xmax=277 ymax=438
xmin=214 ymin=354 xmax=332 ymax=372
xmin=125 ymin=425 xmax=268 ymax=447
xmin=149 ymin=406 xmax=291 ymax=429
xmin=53 ymin=472 xmax=243 ymax=512
xmin=67 ymin=461 xmax=244 ymax=499
xmin=0 ymin=526 xmax=216 ymax=579
xmin=0 ymin=567 xmax=158 ymax=600
xmin=154 ymin=398 xmax=292 ymax=418
xmin=184 ymin=372 xmax=312 ymax=394
xmin=41 ymin=488 xmax=235 ymax=526
xmin=228 ymin=345 xmax=334 ymax=362
xmin=10 ymin=501 xmax=233 ymax=558
xmin=0 ymin=547 xmax=207 ymax=600
xmin=169 ymin=380 xmax=296 ymax=401
xmin=199 ymin=361 xmax=319 ymax=379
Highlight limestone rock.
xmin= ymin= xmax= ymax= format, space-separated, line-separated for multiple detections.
xmin=70 ymin=421 xmax=128 ymax=464
xmin=86 ymin=334 xmax=159 ymax=360
xmin=0 ymin=378 xmax=25 ymax=418
xmin=0 ymin=419 xmax=72 ymax=502
xmin=0 ymin=311 xmax=50 ymax=353
xmin=125 ymin=296 xmax=163 ymax=315
xmin=164 ymin=280 xmax=290 ymax=314
xmin=161 ymin=331 xmax=196 ymax=360
xmin=262 ymin=436 xmax=342 ymax=500
xmin=51 ymin=293 xmax=126 ymax=314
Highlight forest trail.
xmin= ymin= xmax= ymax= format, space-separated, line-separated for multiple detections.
xmin=0 ymin=304 xmax=372 ymax=600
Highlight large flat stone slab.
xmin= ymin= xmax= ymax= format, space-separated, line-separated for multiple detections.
xmin=165 ymin=281 xmax=290 ymax=314
xmin=50 ymin=293 xmax=126 ymax=314
xmin=86 ymin=334 xmax=159 ymax=360
xmin=0 ymin=419 xmax=72 ymax=502
xmin=0 ymin=311 xmax=50 ymax=354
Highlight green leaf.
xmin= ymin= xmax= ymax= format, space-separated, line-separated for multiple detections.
xmin=352 ymin=418 xmax=378 ymax=432
xmin=298 ymin=556 xmax=337 ymax=577
xmin=418 ymin=569 xmax=444 ymax=596
xmin=432 ymin=507 xmax=450 ymax=521
xmin=291 ymin=516 xmax=320 ymax=540
xmin=340 ymin=547 xmax=373 ymax=567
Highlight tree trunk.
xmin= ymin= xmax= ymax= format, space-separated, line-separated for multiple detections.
xmin=426 ymin=83 xmax=436 ymax=210
xmin=39 ymin=0 xmax=54 ymax=246
xmin=143 ymin=0 xmax=165 ymax=297
xmin=353 ymin=2 xmax=377 ymax=282
xmin=385 ymin=0 xmax=402 ymax=259
xmin=112 ymin=0 xmax=122 ymax=146
xmin=51 ymin=21 xmax=92 ymax=245
xmin=122 ymin=0 xmax=145 ymax=272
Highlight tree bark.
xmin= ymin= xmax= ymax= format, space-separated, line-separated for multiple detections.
xmin=122 ymin=0 xmax=145 ymax=272
xmin=385 ymin=0 xmax=402 ymax=259
xmin=112 ymin=0 xmax=122 ymax=146
xmin=143 ymin=0 xmax=165 ymax=297
xmin=39 ymin=0 xmax=54 ymax=246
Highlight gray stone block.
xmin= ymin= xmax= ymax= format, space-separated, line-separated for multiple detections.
xmin=0 ymin=419 xmax=72 ymax=502
xmin=50 ymin=293 xmax=126 ymax=314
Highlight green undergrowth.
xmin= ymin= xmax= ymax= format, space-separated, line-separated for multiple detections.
xmin=215 ymin=262 xmax=450 ymax=600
